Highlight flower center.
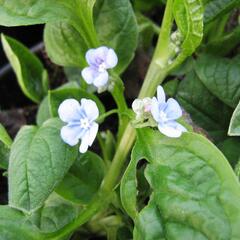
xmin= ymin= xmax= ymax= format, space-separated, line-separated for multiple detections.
xmin=80 ymin=118 xmax=90 ymax=129
xmin=98 ymin=62 xmax=106 ymax=73
xmin=159 ymin=111 xmax=168 ymax=122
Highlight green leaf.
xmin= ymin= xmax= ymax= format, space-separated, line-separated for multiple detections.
xmin=64 ymin=67 xmax=82 ymax=83
xmin=30 ymin=192 xmax=81 ymax=233
xmin=0 ymin=123 xmax=12 ymax=169
xmin=228 ymin=100 xmax=240 ymax=136
xmin=205 ymin=26 xmax=240 ymax=56
xmin=1 ymin=34 xmax=48 ymax=103
xmin=55 ymin=151 xmax=105 ymax=204
xmin=0 ymin=0 xmax=97 ymax=36
xmin=195 ymin=54 xmax=240 ymax=108
xmin=133 ymin=199 xmax=164 ymax=240
xmin=0 ymin=1 xmax=98 ymax=67
xmin=49 ymin=87 xmax=105 ymax=117
xmin=0 ymin=205 xmax=43 ymax=240
xmin=121 ymin=128 xmax=240 ymax=239
xmin=136 ymin=12 xmax=160 ymax=51
xmin=171 ymin=0 xmax=203 ymax=69
xmin=176 ymin=70 xmax=232 ymax=142
xmin=44 ymin=22 xmax=88 ymax=68
xmin=217 ymin=138 xmax=240 ymax=166
xmin=36 ymin=97 xmax=51 ymax=126
xmin=8 ymin=118 xmax=78 ymax=213
xmin=0 ymin=1 xmax=75 ymax=26
xmin=94 ymin=0 xmax=138 ymax=73
xmin=204 ymin=0 xmax=240 ymax=24
xmin=133 ymin=0 xmax=163 ymax=12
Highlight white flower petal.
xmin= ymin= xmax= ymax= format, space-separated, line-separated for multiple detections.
xmin=58 ymin=99 xmax=82 ymax=123
xmin=85 ymin=49 xmax=96 ymax=66
xmin=158 ymin=121 xmax=186 ymax=138
xmin=105 ymin=48 xmax=118 ymax=69
xmin=151 ymin=97 xmax=160 ymax=122
xmin=61 ymin=124 xmax=85 ymax=146
xmin=79 ymin=136 xmax=89 ymax=153
xmin=132 ymin=99 xmax=143 ymax=114
xmin=81 ymin=98 xmax=99 ymax=121
xmin=93 ymin=71 xmax=109 ymax=87
xmin=142 ymin=97 xmax=152 ymax=112
xmin=165 ymin=98 xmax=182 ymax=120
xmin=86 ymin=46 xmax=108 ymax=66
xmin=79 ymin=123 xmax=98 ymax=153
xmin=157 ymin=85 xmax=166 ymax=103
xmin=88 ymin=122 xmax=99 ymax=146
xmin=95 ymin=46 xmax=109 ymax=60
xmin=81 ymin=67 xmax=96 ymax=84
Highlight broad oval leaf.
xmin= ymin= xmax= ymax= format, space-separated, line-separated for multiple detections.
xmin=9 ymin=118 xmax=78 ymax=213
xmin=94 ymin=0 xmax=138 ymax=74
xmin=228 ymin=100 xmax=240 ymax=136
xmin=55 ymin=151 xmax=105 ymax=204
xmin=121 ymin=128 xmax=240 ymax=239
xmin=1 ymin=34 xmax=48 ymax=103
xmin=195 ymin=54 xmax=240 ymax=108
xmin=171 ymin=0 xmax=203 ymax=69
xmin=49 ymin=87 xmax=105 ymax=117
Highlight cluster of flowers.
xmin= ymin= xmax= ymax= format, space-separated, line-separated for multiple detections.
xmin=132 ymin=85 xmax=186 ymax=138
xmin=58 ymin=46 xmax=186 ymax=153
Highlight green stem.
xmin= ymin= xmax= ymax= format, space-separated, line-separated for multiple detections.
xmin=110 ymin=79 xmax=129 ymax=144
xmin=97 ymin=134 xmax=111 ymax=169
xmin=97 ymin=109 xmax=119 ymax=123
xmin=101 ymin=124 xmax=136 ymax=191
xmin=139 ymin=0 xmax=173 ymax=98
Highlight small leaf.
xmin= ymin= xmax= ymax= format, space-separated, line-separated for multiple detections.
xmin=121 ymin=128 xmax=240 ymax=239
xmin=0 ymin=123 xmax=12 ymax=169
xmin=94 ymin=0 xmax=138 ymax=74
xmin=9 ymin=118 xmax=78 ymax=213
xmin=1 ymin=34 xmax=48 ymax=103
xmin=228 ymin=100 xmax=240 ymax=136
xmin=204 ymin=0 xmax=240 ymax=24
xmin=56 ymin=152 xmax=104 ymax=204
xmin=49 ymin=87 xmax=105 ymax=117
xmin=195 ymin=54 xmax=240 ymax=108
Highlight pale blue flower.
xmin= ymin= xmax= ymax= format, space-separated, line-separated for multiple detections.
xmin=81 ymin=46 xmax=118 ymax=88
xmin=58 ymin=98 xmax=99 ymax=153
xmin=151 ymin=85 xmax=186 ymax=138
